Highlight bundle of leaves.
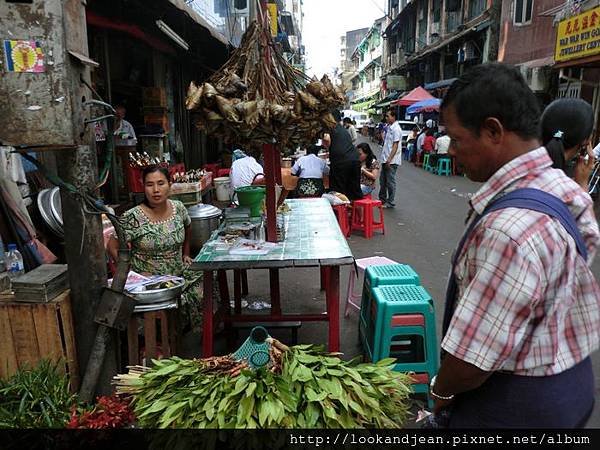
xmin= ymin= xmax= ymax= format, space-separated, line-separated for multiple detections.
xmin=67 ymin=395 xmax=135 ymax=429
xmin=0 ymin=360 xmax=77 ymax=428
xmin=114 ymin=345 xmax=412 ymax=428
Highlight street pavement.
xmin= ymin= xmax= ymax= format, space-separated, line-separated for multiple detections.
xmin=184 ymin=134 xmax=600 ymax=426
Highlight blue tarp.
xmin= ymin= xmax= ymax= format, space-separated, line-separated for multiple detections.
xmin=407 ymin=98 xmax=441 ymax=114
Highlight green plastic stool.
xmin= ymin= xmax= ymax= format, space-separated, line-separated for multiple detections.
xmin=360 ymin=264 xmax=420 ymax=343
xmin=422 ymin=153 xmax=431 ymax=172
xmin=437 ymin=158 xmax=452 ymax=176
xmin=370 ymin=285 xmax=438 ymax=378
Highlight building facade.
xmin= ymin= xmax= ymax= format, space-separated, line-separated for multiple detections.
xmin=338 ymin=28 xmax=370 ymax=93
xmin=383 ymin=0 xmax=501 ymax=98
xmin=349 ymin=17 xmax=386 ymax=112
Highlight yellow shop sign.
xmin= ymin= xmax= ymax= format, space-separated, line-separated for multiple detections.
xmin=555 ymin=5 xmax=600 ymax=62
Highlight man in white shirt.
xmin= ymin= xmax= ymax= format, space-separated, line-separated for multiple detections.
xmin=343 ymin=117 xmax=358 ymax=143
xmin=435 ymin=132 xmax=451 ymax=155
xmin=230 ymin=148 xmax=265 ymax=193
xmin=379 ymin=109 xmax=402 ymax=208
xmin=114 ymin=105 xmax=137 ymax=146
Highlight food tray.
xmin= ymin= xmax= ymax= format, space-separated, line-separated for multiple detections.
xmin=128 ymin=276 xmax=185 ymax=304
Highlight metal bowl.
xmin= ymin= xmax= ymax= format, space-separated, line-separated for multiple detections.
xmin=129 ymin=277 xmax=185 ymax=304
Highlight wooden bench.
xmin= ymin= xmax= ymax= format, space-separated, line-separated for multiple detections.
xmin=231 ymin=321 xmax=302 ymax=345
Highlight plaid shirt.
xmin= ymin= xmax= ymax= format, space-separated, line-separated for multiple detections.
xmin=442 ymin=147 xmax=600 ymax=376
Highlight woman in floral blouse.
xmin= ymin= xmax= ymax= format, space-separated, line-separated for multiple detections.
xmin=108 ymin=166 xmax=202 ymax=329
xmin=357 ymin=142 xmax=380 ymax=196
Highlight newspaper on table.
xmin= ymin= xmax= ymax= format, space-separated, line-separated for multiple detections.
xmin=228 ymin=239 xmax=279 ymax=256
xmin=108 ymin=271 xmax=183 ymax=293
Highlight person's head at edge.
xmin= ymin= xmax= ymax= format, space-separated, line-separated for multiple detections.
xmin=332 ymin=109 xmax=342 ymax=124
xmin=440 ymin=63 xmax=541 ymax=182
xmin=357 ymin=142 xmax=375 ymax=169
xmin=142 ymin=165 xmax=171 ymax=209
xmin=306 ymin=144 xmax=321 ymax=156
xmin=115 ymin=104 xmax=126 ymax=120
xmin=385 ymin=108 xmax=397 ymax=125
xmin=343 ymin=117 xmax=353 ymax=128
xmin=540 ymin=98 xmax=594 ymax=170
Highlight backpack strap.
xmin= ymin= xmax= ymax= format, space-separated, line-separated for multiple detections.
xmin=442 ymin=188 xmax=588 ymax=337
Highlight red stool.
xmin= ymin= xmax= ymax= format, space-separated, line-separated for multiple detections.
xmin=351 ymin=198 xmax=385 ymax=239
xmin=332 ymin=204 xmax=350 ymax=237
xmin=217 ymin=168 xmax=230 ymax=177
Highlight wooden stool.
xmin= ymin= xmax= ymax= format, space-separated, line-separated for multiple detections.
xmin=127 ymin=309 xmax=178 ymax=366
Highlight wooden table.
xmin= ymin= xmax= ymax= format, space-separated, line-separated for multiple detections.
xmin=281 ymin=168 xmax=330 ymax=191
xmin=191 ymin=198 xmax=354 ymax=356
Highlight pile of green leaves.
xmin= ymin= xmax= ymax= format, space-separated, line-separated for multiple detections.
xmin=119 ymin=345 xmax=412 ymax=428
xmin=0 ymin=360 xmax=78 ymax=428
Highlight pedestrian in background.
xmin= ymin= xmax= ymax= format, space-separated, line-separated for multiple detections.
xmin=433 ymin=63 xmax=600 ymax=428
xmin=323 ymin=110 xmax=363 ymax=200
xmin=343 ymin=117 xmax=358 ymax=143
xmin=379 ymin=109 xmax=402 ymax=208
xmin=540 ymin=98 xmax=596 ymax=192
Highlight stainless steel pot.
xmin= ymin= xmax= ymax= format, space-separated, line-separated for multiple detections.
xmin=187 ymin=203 xmax=222 ymax=253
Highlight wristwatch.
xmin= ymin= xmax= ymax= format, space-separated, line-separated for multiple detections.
xmin=429 ymin=375 xmax=455 ymax=401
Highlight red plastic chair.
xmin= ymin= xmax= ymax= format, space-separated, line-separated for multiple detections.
xmin=332 ymin=204 xmax=351 ymax=237
xmin=350 ymin=198 xmax=385 ymax=239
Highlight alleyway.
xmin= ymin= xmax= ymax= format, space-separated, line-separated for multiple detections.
xmin=183 ymin=134 xmax=600 ymax=426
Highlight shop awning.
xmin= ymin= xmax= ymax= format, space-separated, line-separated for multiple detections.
xmin=168 ymin=0 xmax=229 ymax=46
xmin=424 ymin=78 xmax=457 ymax=90
xmin=392 ymin=86 xmax=435 ymax=106
xmin=407 ymin=98 xmax=441 ymax=114
xmin=373 ymin=92 xmax=401 ymax=109
xmin=352 ymin=98 xmax=378 ymax=112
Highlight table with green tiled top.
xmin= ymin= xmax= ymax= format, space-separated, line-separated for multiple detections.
xmin=191 ymin=198 xmax=355 ymax=356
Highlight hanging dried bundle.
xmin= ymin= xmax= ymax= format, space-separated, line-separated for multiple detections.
xmin=186 ymin=11 xmax=346 ymax=148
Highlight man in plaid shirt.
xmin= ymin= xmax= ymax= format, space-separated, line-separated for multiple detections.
xmin=431 ymin=64 xmax=600 ymax=427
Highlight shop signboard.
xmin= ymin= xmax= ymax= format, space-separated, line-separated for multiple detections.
xmin=555 ymin=5 xmax=600 ymax=63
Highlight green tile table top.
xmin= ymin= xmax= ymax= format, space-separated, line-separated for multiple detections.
xmin=191 ymin=198 xmax=355 ymax=270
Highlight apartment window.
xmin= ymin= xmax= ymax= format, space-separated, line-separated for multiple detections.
xmin=514 ymin=0 xmax=534 ymax=25
xmin=468 ymin=0 xmax=486 ymax=19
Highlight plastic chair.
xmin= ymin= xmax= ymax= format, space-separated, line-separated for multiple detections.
xmin=350 ymin=198 xmax=385 ymax=239
xmin=344 ymin=256 xmax=398 ymax=317
xmin=437 ymin=158 xmax=452 ymax=176
xmin=332 ymin=204 xmax=351 ymax=237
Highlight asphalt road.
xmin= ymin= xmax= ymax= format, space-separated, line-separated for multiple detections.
xmin=185 ymin=134 xmax=600 ymax=426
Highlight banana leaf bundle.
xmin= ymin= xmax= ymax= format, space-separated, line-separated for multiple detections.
xmin=186 ymin=13 xmax=346 ymax=149
xmin=113 ymin=344 xmax=413 ymax=429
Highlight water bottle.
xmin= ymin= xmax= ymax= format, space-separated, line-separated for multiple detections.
xmin=5 ymin=244 xmax=24 ymax=279
xmin=0 ymin=235 xmax=5 ymax=273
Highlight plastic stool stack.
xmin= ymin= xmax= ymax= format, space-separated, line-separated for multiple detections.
xmin=344 ymin=256 xmax=398 ymax=316
xmin=350 ymin=198 xmax=385 ymax=239
xmin=437 ymin=158 xmax=452 ymax=176
xmin=359 ymin=264 xmax=438 ymax=407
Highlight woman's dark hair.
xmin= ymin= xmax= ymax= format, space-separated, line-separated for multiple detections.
xmin=142 ymin=165 xmax=170 ymax=208
xmin=386 ymin=109 xmax=397 ymax=119
xmin=441 ymin=63 xmax=540 ymax=139
xmin=540 ymin=98 xmax=594 ymax=170
xmin=306 ymin=144 xmax=321 ymax=155
xmin=357 ymin=142 xmax=376 ymax=169
xmin=343 ymin=117 xmax=352 ymax=125
xmin=426 ymin=129 xmax=434 ymax=137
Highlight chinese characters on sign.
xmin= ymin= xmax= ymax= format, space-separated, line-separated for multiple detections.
xmin=3 ymin=40 xmax=45 ymax=72
xmin=555 ymin=6 xmax=600 ymax=62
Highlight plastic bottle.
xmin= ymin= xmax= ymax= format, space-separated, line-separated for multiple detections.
xmin=5 ymin=244 xmax=24 ymax=279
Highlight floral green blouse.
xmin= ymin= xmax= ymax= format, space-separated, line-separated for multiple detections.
xmin=122 ymin=200 xmax=190 ymax=276
xmin=121 ymin=200 xmax=203 ymax=329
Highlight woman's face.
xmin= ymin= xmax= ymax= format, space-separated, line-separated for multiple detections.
xmin=359 ymin=148 xmax=367 ymax=162
xmin=144 ymin=171 xmax=170 ymax=207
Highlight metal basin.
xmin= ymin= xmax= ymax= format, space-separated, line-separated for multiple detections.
xmin=129 ymin=277 xmax=185 ymax=304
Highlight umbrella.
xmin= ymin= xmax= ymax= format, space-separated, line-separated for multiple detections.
xmin=393 ymin=86 xmax=435 ymax=106
xmin=407 ymin=98 xmax=441 ymax=114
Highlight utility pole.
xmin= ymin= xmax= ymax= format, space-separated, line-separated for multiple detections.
xmin=0 ymin=0 xmax=117 ymax=395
